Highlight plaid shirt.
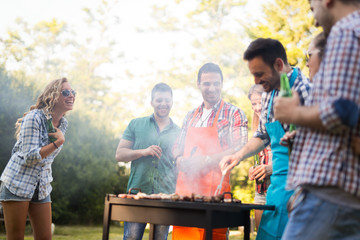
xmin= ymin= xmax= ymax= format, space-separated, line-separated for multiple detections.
xmin=1 ymin=109 xmax=68 ymax=200
xmin=173 ymin=100 xmax=248 ymax=154
xmin=254 ymin=67 xmax=311 ymax=146
xmin=287 ymin=11 xmax=360 ymax=198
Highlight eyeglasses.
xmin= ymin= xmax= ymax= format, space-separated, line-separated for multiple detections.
xmin=305 ymin=49 xmax=321 ymax=62
xmin=61 ymin=89 xmax=76 ymax=97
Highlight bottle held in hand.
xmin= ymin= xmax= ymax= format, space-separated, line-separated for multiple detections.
xmin=254 ymin=154 xmax=264 ymax=185
xmin=279 ymin=73 xmax=292 ymax=97
xmin=47 ymin=118 xmax=57 ymax=143
xmin=279 ymin=73 xmax=296 ymax=154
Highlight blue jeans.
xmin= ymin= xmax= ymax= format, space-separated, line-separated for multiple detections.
xmin=282 ymin=190 xmax=360 ymax=240
xmin=123 ymin=222 xmax=169 ymax=240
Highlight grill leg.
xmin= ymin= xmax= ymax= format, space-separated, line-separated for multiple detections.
xmin=102 ymin=196 xmax=111 ymax=240
xmin=243 ymin=212 xmax=250 ymax=240
xmin=205 ymin=228 xmax=212 ymax=240
xmin=149 ymin=223 xmax=155 ymax=240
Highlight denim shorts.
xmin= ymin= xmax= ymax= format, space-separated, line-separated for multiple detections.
xmin=0 ymin=182 xmax=51 ymax=203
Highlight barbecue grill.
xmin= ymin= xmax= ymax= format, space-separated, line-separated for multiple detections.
xmin=102 ymin=194 xmax=274 ymax=240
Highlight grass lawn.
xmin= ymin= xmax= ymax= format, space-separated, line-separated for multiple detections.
xmin=0 ymin=223 xmax=257 ymax=240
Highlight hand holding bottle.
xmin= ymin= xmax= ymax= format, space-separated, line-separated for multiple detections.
xmin=277 ymin=73 xmax=297 ymax=154
xmin=47 ymin=118 xmax=57 ymax=142
xmin=48 ymin=127 xmax=65 ymax=145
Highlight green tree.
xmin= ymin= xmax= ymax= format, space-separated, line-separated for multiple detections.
xmin=151 ymin=0 xmax=252 ymax=117
xmin=0 ymin=1 xmax=129 ymax=135
xmin=0 ymin=1 xmax=130 ymax=223
xmin=0 ymin=69 xmax=128 ymax=224
xmin=245 ymin=0 xmax=321 ymax=72
xmin=0 ymin=18 xmax=72 ymax=91
xmin=51 ymin=112 xmax=128 ymax=224
xmin=151 ymin=0 xmax=255 ymax=201
xmin=0 ymin=70 xmax=34 ymax=171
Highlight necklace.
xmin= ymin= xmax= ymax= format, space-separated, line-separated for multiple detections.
xmin=199 ymin=109 xmax=213 ymax=127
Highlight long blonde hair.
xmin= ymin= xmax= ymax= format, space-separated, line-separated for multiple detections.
xmin=15 ymin=78 xmax=68 ymax=138
xmin=248 ymin=84 xmax=264 ymax=132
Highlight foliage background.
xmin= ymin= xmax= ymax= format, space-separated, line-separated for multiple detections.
xmin=0 ymin=0 xmax=318 ymax=224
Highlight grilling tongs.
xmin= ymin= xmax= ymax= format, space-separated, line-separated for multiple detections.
xmin=214 ymin=170 xmax=227 ymax=196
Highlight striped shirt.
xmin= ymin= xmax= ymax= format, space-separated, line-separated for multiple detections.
xmin=287 ymin=11 xmax=360 ymax=198
xmin=1 ymin=109 xmax=68 ymax=200
xmin=254 ymin=67 xmax=311 ymax=146
xmin=173 ymin=100 xmax=248 ymax=154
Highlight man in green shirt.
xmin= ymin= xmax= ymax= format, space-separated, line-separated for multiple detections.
xmin=116 ymin=82 xmax=180 ymax=240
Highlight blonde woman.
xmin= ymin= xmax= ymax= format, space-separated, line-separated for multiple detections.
xmin=247 ymin=84 xmax=272 ymax=231
xmin=0 ymin=78 xmax=75 ymax=239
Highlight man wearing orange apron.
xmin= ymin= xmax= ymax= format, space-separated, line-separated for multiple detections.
xmin=172 ymin=62 xmax=248 ymax=240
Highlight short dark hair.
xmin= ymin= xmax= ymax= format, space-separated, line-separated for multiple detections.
xmin=313 ymin=32 xmax=327 ymax=60
xmin=243 ymin=38 xmax=288 ymax=68
xmin=197 ymin=62 xmax=223 ymax=84
xmin=151 ymin=83 xmax=173 ymax=100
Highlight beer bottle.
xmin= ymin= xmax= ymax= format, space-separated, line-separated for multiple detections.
xmin=279 ymin=73 xmax=292 ymax=97
xmin=279 ymin=73 xmax=296 ymax=154
xmin=47 ymin=118 xmax=57 ymax=143
xmin=254 ymin=154 xmax=264 ymax=185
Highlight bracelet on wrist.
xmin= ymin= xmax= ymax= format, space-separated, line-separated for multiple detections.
xmin=53 ymin=141 xmax=59 ymax=149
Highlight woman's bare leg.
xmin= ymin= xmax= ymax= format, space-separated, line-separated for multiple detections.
xmin=28 ymin=202 xmax=52 ymax=240
xmin=2 ymin=201 xmax=30 ymax=240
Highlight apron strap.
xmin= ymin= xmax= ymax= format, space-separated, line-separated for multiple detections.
xmin=189 ymin=100 xmax=224 ymax=127
xmin=213 ymin=100 xmax=224 ymax=125
xmin=267 ymin=91 xmax=276 ymax=123
xmin=289 ymin=67 xmax=298 ymax=89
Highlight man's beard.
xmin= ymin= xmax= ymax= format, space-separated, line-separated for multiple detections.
xmin=264 ymin=69 xmax=281 ymax=92
xmin=317 ymin=6 xmax=335 ymax=37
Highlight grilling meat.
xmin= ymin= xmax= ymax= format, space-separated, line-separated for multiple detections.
xmin=118 ymin=194 xmax=127 ymax=198
xmin=117 ymin=192 xmax=232 ymax=203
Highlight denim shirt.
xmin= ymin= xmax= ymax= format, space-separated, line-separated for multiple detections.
xmin=0 ymin=109 xmax=68 ymax=200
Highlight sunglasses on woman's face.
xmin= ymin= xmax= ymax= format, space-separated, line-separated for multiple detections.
xmin=305 ymin=49 xmax=321 ymax=62
xmin=61 ymin=89 xmax=76 ymax=97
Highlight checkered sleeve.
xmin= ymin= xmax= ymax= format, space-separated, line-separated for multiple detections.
xmin=293 ymin=68 xmax=311 ymax=105
xmin=230 ymin=107 xmax=248 ymax=149
xmin=319 ymin=28 xmax=360 ymax=131
xmin=19 ymin=111 xmax=43 ymax=165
